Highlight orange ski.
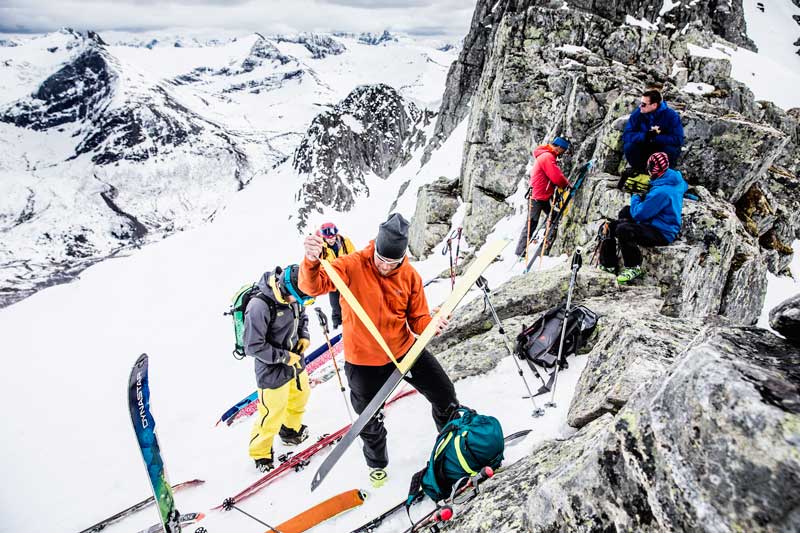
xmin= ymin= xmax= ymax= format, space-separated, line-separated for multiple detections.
xmin=272 ymin=489 xmax=366 ymax=533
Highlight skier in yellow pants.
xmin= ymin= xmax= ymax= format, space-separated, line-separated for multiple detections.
xmin=244 ymin=264 xmax=315 ymax=472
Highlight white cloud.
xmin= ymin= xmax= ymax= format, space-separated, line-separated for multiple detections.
xmin=0 ymin=0 xmax=477 ymax=40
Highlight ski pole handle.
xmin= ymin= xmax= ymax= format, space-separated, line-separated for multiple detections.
xmin=314 ymin=307 xmax=329 ymax=333
xmin=571 ymin=248 xmax=582 ymax=270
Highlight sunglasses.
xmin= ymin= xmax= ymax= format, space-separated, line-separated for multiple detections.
xmin=639 ymin=101 xmax=653 ymax=108
xmin=374 ymin=250 xmax=405 ymax=266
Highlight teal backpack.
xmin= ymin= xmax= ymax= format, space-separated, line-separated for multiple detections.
xmin=225 ymin=283 xmax=275 ymax=359
xmin=409 ymin=406 xmax=505 ymax=503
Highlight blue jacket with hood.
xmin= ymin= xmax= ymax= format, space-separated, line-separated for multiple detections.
xmin=622 ymin=101 xmax=684 ymax=163
xmin=629 ymin=168 xmax=688 ymax=242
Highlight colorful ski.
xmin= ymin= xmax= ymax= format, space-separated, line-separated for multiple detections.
xmin=350 ymin=431 xmax=531 ymax=533
xmin=79 ymin=479 xmax=204 ymax=532
xmin=311 ymin=240 xmax=509 ymax=492
xmin=138 ymin=512 xmax=205 ymax=533
xmin=274 ymin=489 xmax=367 ymax=533
xmin=128 ymin=354 xmax=181 ymax=533
xmin=216 ymin=389 xmax=416 ymax=509
xmin=216 ymin=333 xmax=344 ymax=427
xmin=525 ymin=161 xmax=593 ymax=273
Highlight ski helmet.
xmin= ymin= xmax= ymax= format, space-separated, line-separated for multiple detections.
xmin=320 ymin=222 xmax=338 ymax=238
xmin=277 ymin=264 xmax=315 ymax=306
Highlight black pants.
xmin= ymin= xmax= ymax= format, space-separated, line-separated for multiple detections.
xmin=600 ymin=206 xmax=668 ymax=268
xmin=344 ymin=349 xmax=458 ymax=468
xmin=515 ymin=199 xmax=552 ymax=257
xmin=329 ymin=291 xmax=343 ymax=328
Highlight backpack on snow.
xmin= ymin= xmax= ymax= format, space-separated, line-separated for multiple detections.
xmin=408 ymin=406 xmax=504 ymax=503
xmin=225 ymin=283 xmax=275 ymax=359
xmin=515 ymin=304 xmax=598 ymax=370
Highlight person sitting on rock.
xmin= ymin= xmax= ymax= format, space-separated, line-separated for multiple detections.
xmin=318 ymin=222 xmax=356 ymax=329
xmin=599 ymin=152 xmax=688 ymax=284
xmin=515 ymin=136 xmax=571 ymax=258
xmin=622 ymin=89 xmax=684 ymax=173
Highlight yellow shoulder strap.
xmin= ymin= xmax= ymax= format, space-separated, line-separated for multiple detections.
xmin=319 ymin=259 xmax=401 ymax=370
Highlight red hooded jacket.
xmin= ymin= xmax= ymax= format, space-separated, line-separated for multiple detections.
xmin=529 ymin=145 xmax=569 ymax=200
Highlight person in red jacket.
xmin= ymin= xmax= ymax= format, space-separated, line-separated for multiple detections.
xmin=515 ymin=137 xmax=571 ymax=257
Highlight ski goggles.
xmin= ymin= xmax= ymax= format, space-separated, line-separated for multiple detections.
xmin=374 ymin=250 xmax=405 ymax=266
xmin=321 ymin=226 xmax=338 ymax=237
xmin=283 ymin=268 xmax=315 ymax=306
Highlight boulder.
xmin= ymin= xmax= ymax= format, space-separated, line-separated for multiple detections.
xmin=449 ymin=327 xmax=800 ymax=532
xmin=408 ymin=177 xmax=460 ymax=259
xmin=769 ymin=294 xmax=800 ymax=345
xmin=568 ymin=313 xmax=706 ymax=428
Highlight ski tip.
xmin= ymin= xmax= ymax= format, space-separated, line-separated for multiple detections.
xmin=310 ymin=473 xmax=322 ymax=492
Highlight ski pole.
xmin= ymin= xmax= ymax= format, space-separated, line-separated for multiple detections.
xmin=314 ymin=308 xmax=354 ymax=423
xmin=222 ymin=498 xmax=283 ymax=532
xmin=546 ymin=248 xmax=582 ymax=408
xmin=475 ymin=276 xmax=545 ymax=418
xmin=524 ymin=188 xmax=533 ymax=266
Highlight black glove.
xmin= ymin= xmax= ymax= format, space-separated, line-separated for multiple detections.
xmin=645 ymin=129 xmax=657 ymax=142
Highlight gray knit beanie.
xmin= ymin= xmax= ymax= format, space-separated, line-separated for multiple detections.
xmin=375 ymin=213 xmax=409 ymax=260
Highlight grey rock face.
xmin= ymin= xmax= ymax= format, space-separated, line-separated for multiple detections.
xmin=293 ymin=84 xmax=431 ymax=229
xmin=421 ymin=0 xmax=514 ymax=164
xmin=680 ymin=110 xmax=789 ymax=203
xmin=769 ymin=294 xmax=800 ymax=345
xmin=450 ymin=327 xmax=800 ymax=532
xmin=568 ymin=313 xmax=706 ymax=428
xmin=408 ymin=177 xmax=460 ymax=259
xmin=556 ymin=174 xmax=765 ymax=323
xmin=429 ymin=265 xmax=620 ymax=353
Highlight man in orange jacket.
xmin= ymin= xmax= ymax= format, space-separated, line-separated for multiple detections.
xmin=300 ymin=213 xmax=458 ymax=488
xmin=515 ymin=136 xmax=571 ymax=258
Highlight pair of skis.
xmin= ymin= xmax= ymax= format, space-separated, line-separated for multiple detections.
xmin=215 ymin=332 xmax=344 ymax=427
xmin=216 ymin=388 xmax=417 ymax=509
xmin=524 ymin=160 xmax=593 ymax=273
xmin=79 ymin=479 xmax=204 ymax=532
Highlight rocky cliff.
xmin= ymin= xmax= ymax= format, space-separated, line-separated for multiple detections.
xmin=292 ymin=83 xmax=432 ymax=229
xmin=413 ymin=0 xmax=800 ymax=531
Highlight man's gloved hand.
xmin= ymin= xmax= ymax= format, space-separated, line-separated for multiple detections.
xmin=295 ymin=338 xmax=310 ymax=354
xmin=645 ymin=129 xmax=657 ymax=142
xmin=287 ymin=351 xmax=302 ymax=366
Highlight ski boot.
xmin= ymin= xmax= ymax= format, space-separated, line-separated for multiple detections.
xmin=280 ymin=424 xmax=310 ymax=446
xmin=254 ymin=457 xmax=274 ymax=473
xmin=369 ymin=467 xmax=388 ymax=488
xmin=616 ymin=266 xmax=643 ymax=284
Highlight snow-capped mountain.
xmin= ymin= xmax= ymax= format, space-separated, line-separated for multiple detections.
xmin=0 ymin=29 xmax=457 ymax=307
xmin=293 ymin=83 xmax=434 ymax=228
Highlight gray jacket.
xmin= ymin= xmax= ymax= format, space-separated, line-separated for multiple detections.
xmin=244 ymin=271 xmax=310 ymax=389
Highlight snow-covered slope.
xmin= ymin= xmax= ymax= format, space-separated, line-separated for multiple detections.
xmin=0 ymin=29 xmax=457 ymax=307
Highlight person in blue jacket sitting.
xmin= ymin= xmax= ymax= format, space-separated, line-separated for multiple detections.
xmin=622 ymin=89 xmax=684 ymax=172
xmin=599 ymin=152 xmax=688 ymax=284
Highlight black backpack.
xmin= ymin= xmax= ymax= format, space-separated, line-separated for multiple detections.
xmin=515 ymin=304 xmax=597 ymax=370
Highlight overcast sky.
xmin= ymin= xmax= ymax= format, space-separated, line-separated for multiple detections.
xmin=0 ymin=0 xmax=477 ymax=40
